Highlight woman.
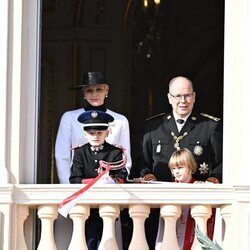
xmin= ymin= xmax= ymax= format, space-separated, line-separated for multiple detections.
xmin=54 ymin=71 xmax=131 ymax=250
xmin=55 ymin=71 xmax=131 ymax=184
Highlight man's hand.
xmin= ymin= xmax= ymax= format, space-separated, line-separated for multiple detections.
xmin=133 ymin=174 xmax=157 ymax=183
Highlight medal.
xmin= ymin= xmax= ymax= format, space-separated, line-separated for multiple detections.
xmin=193 ymin=143 xmax=203 ymax=156
xmin=199 ymin=162 xmax=209 ymax=175
xmin=193 ymin=145 xmax=203 ymax=155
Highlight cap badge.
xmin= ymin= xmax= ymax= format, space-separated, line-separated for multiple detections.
xmin=91 ymin=111 xmax=98 ymax=119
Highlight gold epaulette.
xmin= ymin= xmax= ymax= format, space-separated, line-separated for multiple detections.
xmin=200 ymin=113 xmax=220 ymax=122
xmin=146 ymin=113 xmax=166 ymax=121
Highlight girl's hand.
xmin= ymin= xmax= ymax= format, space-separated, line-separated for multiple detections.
xmin=193 ymin=180 xmax=205 ymax=184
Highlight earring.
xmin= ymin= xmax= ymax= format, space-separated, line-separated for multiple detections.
xmin=105 ymin=95 xmax=108 ymax=98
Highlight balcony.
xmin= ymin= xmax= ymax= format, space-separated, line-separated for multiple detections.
xmin=0 ymin=183 xmax=250 ymax=249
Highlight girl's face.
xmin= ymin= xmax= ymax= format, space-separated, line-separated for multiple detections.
xmin=83 ymin=84 xmax=109 ymax=106
xmin=171 ymin=165 xmax=192 ymax=183
xmin=84 ymin=129 xmax=108 ymax=146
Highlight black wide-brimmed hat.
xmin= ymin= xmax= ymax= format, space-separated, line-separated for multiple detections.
xmin=68 ymin=71 xmax=108 ymax=90
xmin=78 ymin=110 xmax=114 ymax=131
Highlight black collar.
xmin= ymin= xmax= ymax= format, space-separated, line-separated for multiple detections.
xmin=85 ymin=104 xmax=107 ymax=112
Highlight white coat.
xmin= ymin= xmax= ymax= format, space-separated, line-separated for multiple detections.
xmin=55 ymin=108 xmax=131 ymax=183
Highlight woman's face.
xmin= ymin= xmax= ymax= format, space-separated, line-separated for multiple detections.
xmin=83 ymin=84 xmax=109 ymax=106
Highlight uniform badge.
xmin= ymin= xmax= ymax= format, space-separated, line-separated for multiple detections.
xmin=91 ymin=111 xmax=98 ymax=119
xmin=156 ymin=140 xmax=161 ymax=153
xmin=199 ymin=162 xmax=209 ymax=175
xmin=193 ymin=144 xmax=203 ymax=156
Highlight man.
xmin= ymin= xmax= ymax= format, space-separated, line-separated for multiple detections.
xmin=131 ymin=76 xmax=222 ymax=183
xmin=130 ymin=76 xmax=222 ymax=250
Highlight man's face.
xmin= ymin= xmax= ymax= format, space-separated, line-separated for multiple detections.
xmin=167 ymin=77 xmax=196 ymax=117
xmin=84 ymin=129 xmax=109 ymax=146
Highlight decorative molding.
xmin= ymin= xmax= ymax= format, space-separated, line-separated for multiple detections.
xmin=12 ymin=183 xmax=235 ymax=204
xmin=94 ymin=0 xmax=106 ymax=24
xmin=41 ymin=59 xmax=56 ymax=183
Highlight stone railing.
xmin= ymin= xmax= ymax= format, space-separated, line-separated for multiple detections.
xmin=0 ymin=183 xmax=250 ymax=250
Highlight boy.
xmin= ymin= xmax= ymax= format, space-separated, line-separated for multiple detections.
xmin=70 ymin=110 xmax=127 ymax=184
xmin=70 ymin=110 xmax=127 ymax=250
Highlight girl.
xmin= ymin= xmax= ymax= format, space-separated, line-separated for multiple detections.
xmin=168 ymin=148 xmax=197 ymax=183
xmin=156 ymin=148 xmax=216 ymax=250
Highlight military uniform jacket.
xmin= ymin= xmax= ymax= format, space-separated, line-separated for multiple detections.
xmin=55 ymin=107 xmax=131 ymax=183
xmin=133 ymin=112 xmax=222 ymax=182
xmin=69 ymin=141 xmax=128 ymax=184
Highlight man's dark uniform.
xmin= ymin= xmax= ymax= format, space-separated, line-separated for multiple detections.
xmin=131 ymin=112 xmax=222 ymax=182
xmin=130 ymin=112 xmax=222 ymax=250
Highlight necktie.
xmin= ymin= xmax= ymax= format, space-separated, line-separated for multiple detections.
xmin=176 ymin=119 xmax=185 ymax=124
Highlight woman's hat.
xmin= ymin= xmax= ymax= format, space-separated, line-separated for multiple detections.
xmin=68 ymin=71 xmax=107 ymax=90
xmin=78 ymin=110 xmax=114 ymax=131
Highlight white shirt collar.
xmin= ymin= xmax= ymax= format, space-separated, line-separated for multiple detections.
xmin=173 ymin=112 xmax=191 ymax=123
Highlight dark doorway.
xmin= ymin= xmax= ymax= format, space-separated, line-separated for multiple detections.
xmin=38 ymin=0 xmax=224 ymax=183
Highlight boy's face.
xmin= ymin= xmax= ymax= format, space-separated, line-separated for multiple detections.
xmin=171 ymin=165 xmax=192 ymax=183
xmin=84 ymin=129 xmax=109 ymax=146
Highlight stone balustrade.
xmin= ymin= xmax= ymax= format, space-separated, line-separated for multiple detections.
xmin=0 ymin=183 xmax=250 ymax=249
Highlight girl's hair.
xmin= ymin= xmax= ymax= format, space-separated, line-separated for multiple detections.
xmin=168 ymin=148 xmax=197 ymax=174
